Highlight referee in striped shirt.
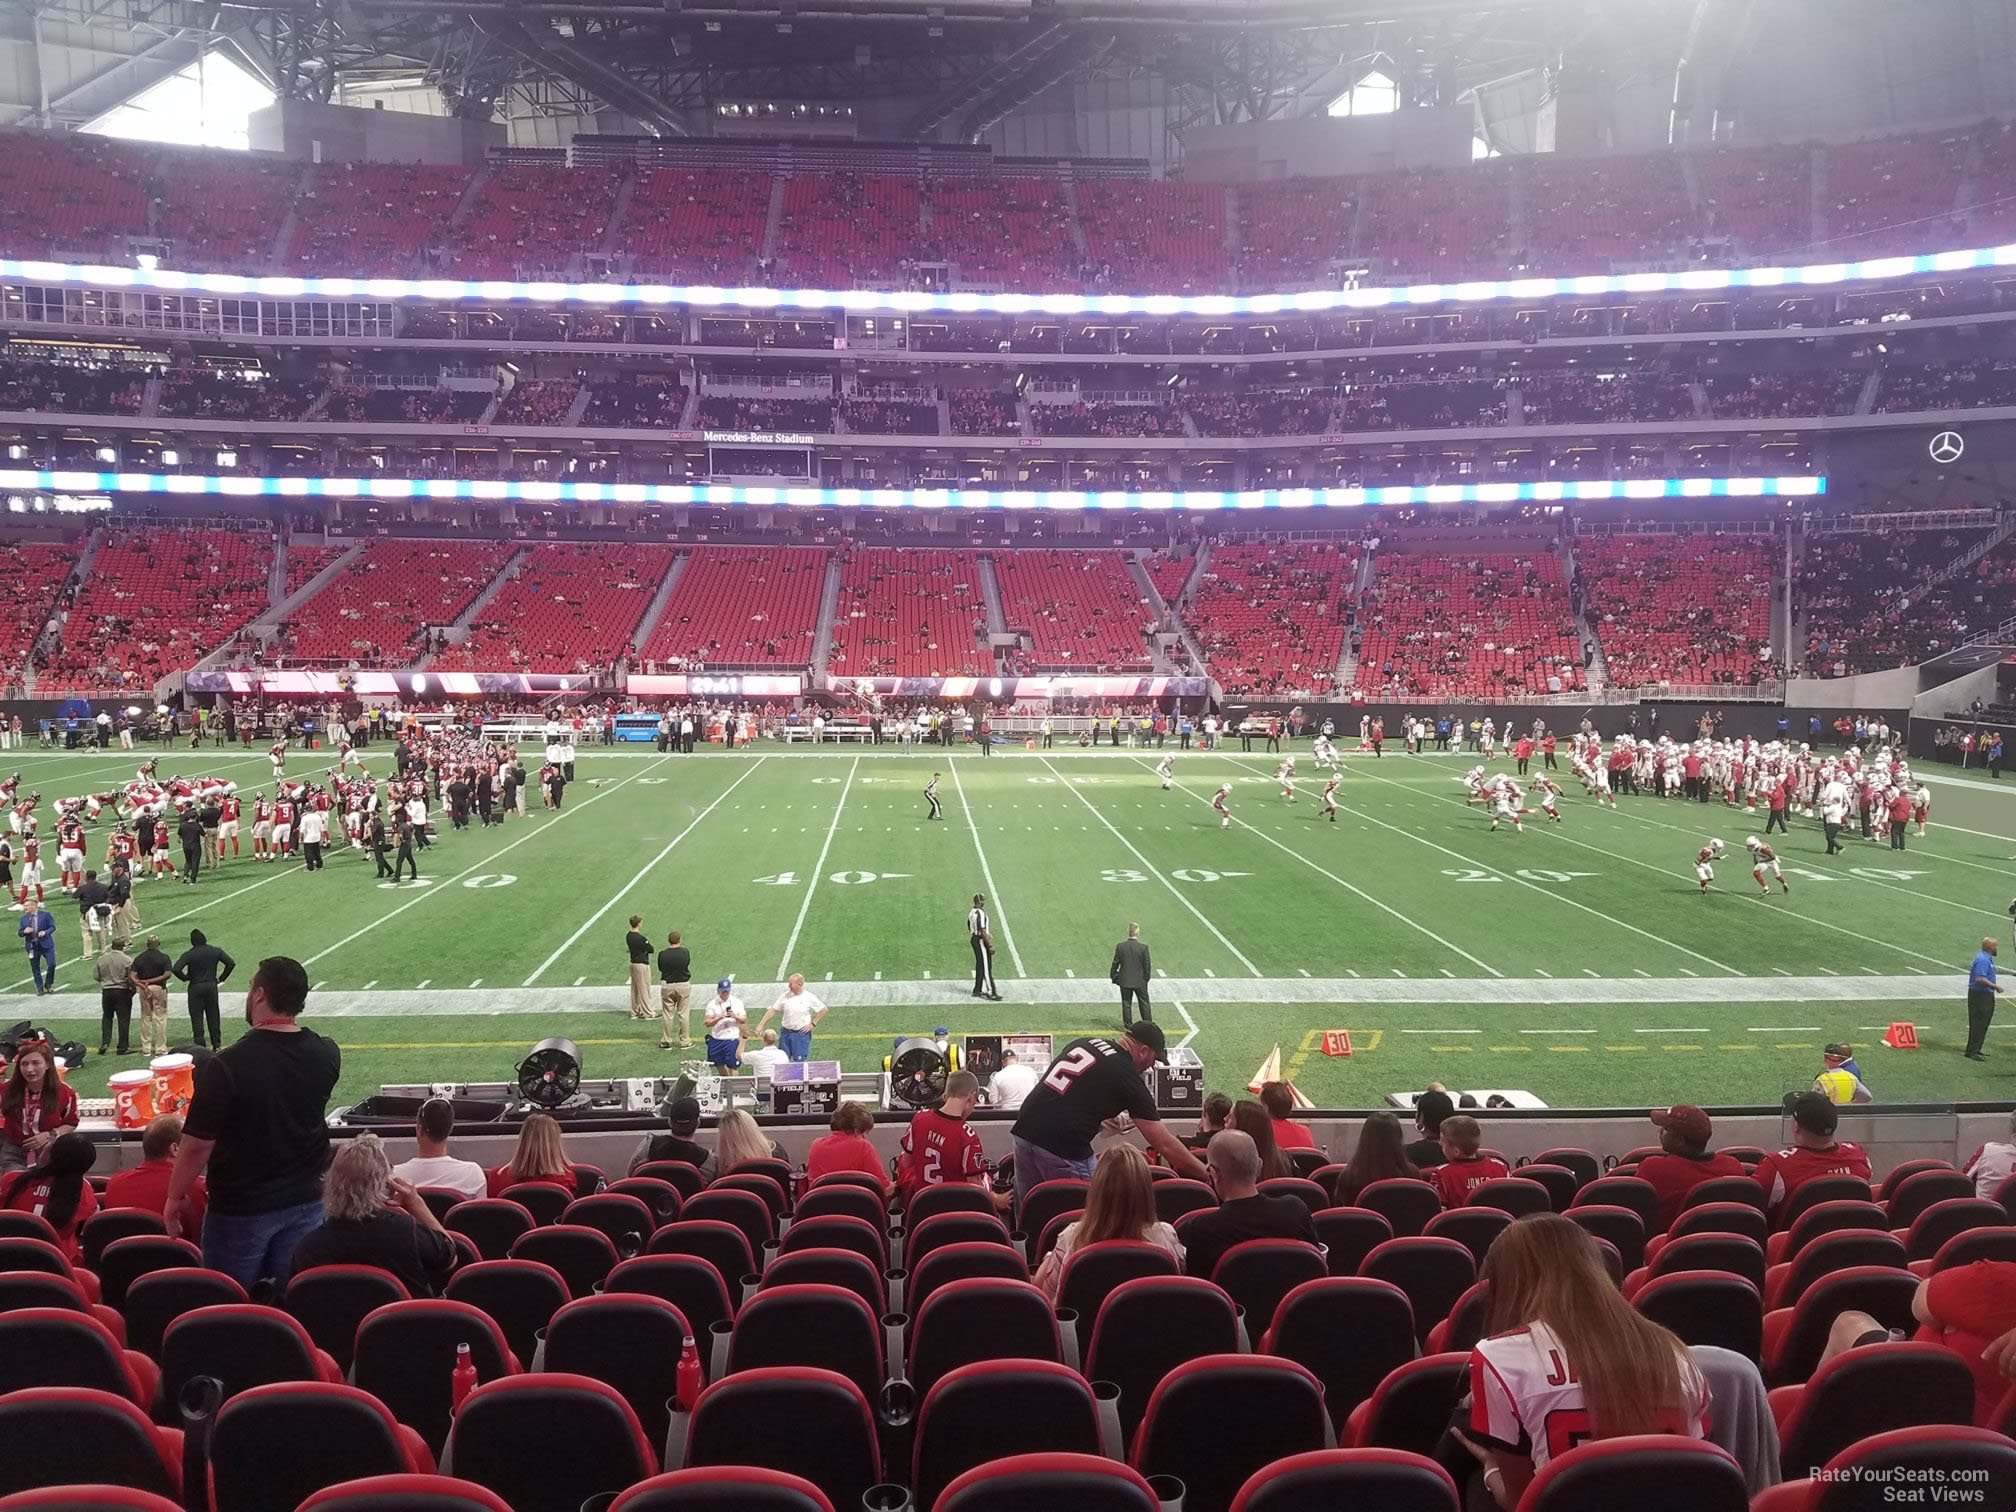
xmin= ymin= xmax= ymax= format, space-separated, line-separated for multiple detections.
xmin=968 ymin=893 xmax=1001 ymax=1000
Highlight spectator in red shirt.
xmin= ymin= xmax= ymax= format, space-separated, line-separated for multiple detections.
xmin=1258 ymin=1081 xmax=1318 ymax=1153
xmin=0 ymin=1037 xmax=78 ymax=1175
xmin=1819 ymin=1262 xmax=2016 ymax=1424
xmin=103 ymin=1113 xmax=207 ymax=1240
xmin=1430 ymin=1115 xmax=1510 ymax=1207
xmin=1751 ymin=1092 xmax=1872 ymax=1227
xmin=1886 ymin=786 xmax=1914 ymax=850
xmin=1635 ymin=1105 xmax=1748 ymax=1231
xmin=895 ymin=1070 xmax=1004 ymax=1209
xmin=801 ymin=1100 xmax=891 ymax=1198
xmin=486 ymin=1111 xmax=602 ymax=1199
xmin=1 ymin=1131 xmax=97 ymax=1260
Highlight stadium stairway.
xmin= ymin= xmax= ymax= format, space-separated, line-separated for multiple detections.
xmin=267 ymin=535 xmax=290 ymax=610
xmin=976 ymin=553 xmax=1008 ymax=636
xmin=1855 ymin=369 xmax=1882 ymax=415
xmin=599 ymin=169 xmax=638 ymax=256
xmin=136 ymin=374 xmax=162 ymax=418
xmin=809 ymin=551 xmax=844 ymax=676
xmin=1058 ymin=175 xmax=1092 ymax=260
xmin=416 ymin=545 xmax=530 ymax=668
xmin=445 ymin=164 xmax=492 ymax=243
xmin=1808 ymin=143 xmax=1829 ymax=250
xmin=759 ymin=175 xmax=787 ymax=264
xmin=626 ymin=549 xmax=690 ymax=660
xmin=563 ymin=386 xmax=593 ymax=426
xmin=1333 ymin=548 xmax=1377 ymax=689
xmin=1560 ymin=529 xmax=1610 ymax=693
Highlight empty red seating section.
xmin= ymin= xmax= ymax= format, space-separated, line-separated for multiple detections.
xmin=828 ymin=547 xmax=987 ymax=677
xmin=774 ymin=174 xmax=923 ymax=288
xmin=925 ymin=177 xmax=1080 ymax=291
xmin=0 ymin=543 xmax=78 ymax=688
xmin=1186 ymin=541 xmax=1358 ymax=696
xmin=1078 ymin=181 xmax=1230 ymax=290
xmin=288 ymin=162 xmax=474 ymax=278
xmin=1696 ymin=144 xmax=1813 ymax=255
xmin=1580 ymin=533 xmax=1776 ymax=689
xmin=621 ymin=169 xmax=768 ymax=282
xmin=1238 ymin=179 xmax=1357 ymax=287
xmin=643 ymin=546 xmax=827 ymax=669
xmin=281 ymin=540 xmax=515 ymax=665
xmin=1357 ymin=165 xmax=1511 ymax=280
xmin=437 ymin=543 xmax=672 ymax=673
xmin=1522 ymin=154 xmax=1696 ymax=268
xmin=993 ymin=551 xmax=1150 ymax=670
xmin=440 ymin=165 xmax=621 ymax=279
xmin=1825 ymin=129 xmax=1969 ymax=256
xmin=1358 ymin=552 xmax=1581 ymax=698
xmin=156 ymin=149 xmax=299 ymax=274
xmin=0 ymin=131 xmax=147 ymax=257
xmin=39 ymin=527 xmax=273 ymax=693
xmin=283 ymin=543 xmax=349 ymax=599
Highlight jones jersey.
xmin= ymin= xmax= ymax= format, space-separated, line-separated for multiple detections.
xmin=1470 ymin=1321 xmax=1709 ymax=1471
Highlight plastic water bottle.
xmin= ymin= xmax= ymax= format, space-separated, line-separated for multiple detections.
xmin=451 ymin=1341 xmax=477 ymax=1412
xmin=675 ymin=1335 xmax=702 ymax=1413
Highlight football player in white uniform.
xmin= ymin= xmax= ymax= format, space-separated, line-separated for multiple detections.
xmin=1694 ymin=837 xmax=1725 ymax=893
xmin=1744 ymin=835 xmax=1788 ymax=895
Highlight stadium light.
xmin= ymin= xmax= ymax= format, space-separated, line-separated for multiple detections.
xmin=4 ymin=238 xmax=2013 ymax=317
xmin=0 ymin=467 xmax=1827 ymax=512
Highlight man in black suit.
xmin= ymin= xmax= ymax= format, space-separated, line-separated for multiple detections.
xmin=1110 ymin=922 xmax=1152 ymax=1027
xmin=1181 ymin=1131 xmax=1319 ymax=1284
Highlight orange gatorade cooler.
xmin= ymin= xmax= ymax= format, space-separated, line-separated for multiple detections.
xmin=108 ymin=1069 xmax=154 ymax=1130
xmin=149 ymin=1053 xmax=195 ymax=1117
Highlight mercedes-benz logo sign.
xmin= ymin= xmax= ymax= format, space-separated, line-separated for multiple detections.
xmin=1930 ymin=430 xmax=1966 ymax=464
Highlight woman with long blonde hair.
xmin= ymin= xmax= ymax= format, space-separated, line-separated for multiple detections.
xmin=487 ymin=1112 xmax=601 ymax=1197
xmin=708 ymin=1107 xmax=779 ymax=1179
xmin=1454 ymin=1213 xmax=1708 ymax=1508
xmin=1033 ymin=1143 xmax=1181 ymax=1299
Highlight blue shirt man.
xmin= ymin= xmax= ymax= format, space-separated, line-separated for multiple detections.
xmin=17 ymin=905 xmax=55 ymax=993
xmin=1967 ymin=937 xmax=2002 ymax=1061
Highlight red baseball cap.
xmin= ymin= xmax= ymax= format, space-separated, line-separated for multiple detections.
xmin=1650 ymin=1105 xmax=1712 ymax=1144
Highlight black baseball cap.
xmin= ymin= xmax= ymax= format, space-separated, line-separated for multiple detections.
xmin=664 ymin=1095 xmax=701 ymax=1133
xmin=1789 ymin=1090 xmax=1839 ymax=1137
xmin=1128 ymin=1019 xmax=1170 ymax=1064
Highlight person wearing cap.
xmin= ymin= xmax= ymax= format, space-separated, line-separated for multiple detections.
xmin=1636 ymin=1105 xmax=1748 ymax=1230
xmin=1752 ymin=1091 xmax=1872 ymax=1227
xmin=1813 ymin=1043 xmax=1872 ymax=1105
xmin=1967 ymin=935 xmax=2001 ymax=1063
xmin=1405 ymin=1087 xmax=1456 ymax=1170
xmin=1008 ymin=1023 xmax=1208 ymax=1190
xmin=629 ymin=1095 xmax=709 ymax=1175
xmin=703 ymin=979 xmax=747 ymax=1071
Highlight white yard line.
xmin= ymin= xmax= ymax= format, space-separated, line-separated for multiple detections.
xmin=1038 ymin=755 xmax=1263 ymax=977
xmin=773 ymin=755 xmax=856 ymax=981
xmin=1171 ymin=998 xmax=1198 ymax=1050
xmin=305 ymin=754 xmax=678 ymax=969
xmin=112 ymin=971 xmax=1965 ymax=1018
xmin=949 ymin=757 xmax=1023 ymax=978
xmin=1138 ymin=758 xmax=1502 ymax=978
xmin=521 ymin=757 xmax=772 ymax=986
xmin=1230 ymin=758 xmax=1741 ymax=976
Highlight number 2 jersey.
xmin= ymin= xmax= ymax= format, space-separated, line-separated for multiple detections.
xmin=895 ymin=1106 xmax=988 ymax=1199
xmin=1009 ymin=1035 xmax=1159 ymax=1160
xmin=1469 ymin=1321 xmax=1710 ymax=1470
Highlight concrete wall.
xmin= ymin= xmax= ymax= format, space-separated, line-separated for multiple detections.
xmin=246 ymin=98 xmax=503 ymax=166
xmin=1182 ymin=104 xmax=1475 ymax=182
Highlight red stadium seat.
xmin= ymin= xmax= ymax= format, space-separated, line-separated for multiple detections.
xmin=1262 ymin=1277 xmax=1416 ymax=1433
xmin=209 ymin=1381 xmax=433 ymax=1512
xmin=1230 ymin=1448 xmax=1458 ymax=1512
xmin=1518 ymin=1435 xmax=1747 ymax=1512
xmin=444 ymin=1372 xmax=657 ymax=1512
xmin=1132 ymin=1355 xmax=1330 ymax=1512
xmin=352 ymin=1299 xmax=521 ymax=1458
xmin=679 ymin=1367 xmax=881 ymax=1512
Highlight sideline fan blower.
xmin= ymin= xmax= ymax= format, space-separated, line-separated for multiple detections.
xmin=886 ymin=1031 xmax=960 ymax=1108
xmin=517 ymin=1037 xmax=584 ymax=1110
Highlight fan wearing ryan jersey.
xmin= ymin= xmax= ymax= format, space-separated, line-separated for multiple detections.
xmin=895 ymin=1071 xmax=1007 ymax=1209
xmin=1008 ymin=1023 xmax=1206 ymax=1188
xmin=1751 ymin=1091 xmax=1872 ymax=1228
xmin=1454 ymin=1214 xmax=1710 ymax=1508
xmin=1428 ymin=1114 xmax=1510 ymax=1206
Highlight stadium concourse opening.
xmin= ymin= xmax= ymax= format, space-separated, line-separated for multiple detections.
xmin=3 ymin=12 xmax=2016 ymax=1504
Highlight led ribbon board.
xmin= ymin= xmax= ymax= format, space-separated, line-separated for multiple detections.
xmin=0 ymin=470 xmax=1828 ymax=510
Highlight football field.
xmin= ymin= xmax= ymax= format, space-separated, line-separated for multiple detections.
xmin=7 ymin=740 xmax=2015 ymax=1111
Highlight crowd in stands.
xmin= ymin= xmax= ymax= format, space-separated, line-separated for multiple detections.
xmin=923 ymin=176 xmax=1082 ymax=290
xmin=1705 ymin=370 xmax=1867 ymax=419
xmin=278 ymin=539 xmax=517 ymax=665
xmin=1799 ymin=527 xmax=1989 ymax=676
xmin=36 ymin=526 xmax=274 ymax=693
xmin=1876 ymin=539 xmax=2016 ymax=665
xmin=1031 ymin=400 xmax=1187 ymax=438
xmin=949 ymin=389 xmax=1018 ymax=435
xmin=437 ymin=542 xmax=673 ymax=673
xmin=828 ymin=545 xmax=988 ymax=677
xmin=0 ymin=358 xmax=146 ymax=415
xmin=623 ymin=168 xmax=767 ymax=281
xmin=1580 ymin=532 xmax=1777 ymax=689
xmin=1516 ymin=369 xmax=1696 ymax=425
xmin=156 ymin=147 xmax=299 ymax=273
xmin=1824 ymin=129 xmax=1970 ymax=257
xmin=157 ymin=369 xmax=320 ymax=422
xmin=840 ymin=396 xmax=939 ymax=435
xmin=993 ymin=550 xmax=1153 ymax=669
xmin=696 ymin=395 xmax=836 ymax=433
xmin=1186 ymin=389 xmax=1336 ymax=437
xmin=1237 ymin=177 xmax=1359 ymax=287
xmin=492 ymin=381 xmax=580 ymax=426
xmin=773 ymin=172 xmax=924 ymax=287
xmin=1875 ymin=359 xmax=2016 ymax=413
xmin=583 ymin=375 xmax=690 ymax=429
xmin=1186 ymin=539 xmax=1358 ymax=695
xmin=1144 ymin=545 xmax=1200 ymax=606
xmin=0 ymin=541 xmax=78 ymax=692
xmin=1078 ymin=179 xmax=1230 ymax=290
xmin=1518 ymin=152 xmax=1698 ymax=269
xmin=1697 ymin=142 xmax=1813 ymax=254
xmin=1357 ymin=551 xmax=1584 ymax=699
xmin=0 ymin=130 xmax=147 ymax=257
xmin=643 ymin=545 xmax=827 ymax=669
xmin=1357 ymin=163 xmax=1513 ymax=280
xmin=287 ymin=160 xmax=474 ymax=278
xmin=437 ymin=163 xmax=621 ymax=279
xmin=322 ymin=386 xmax=488 ymax=425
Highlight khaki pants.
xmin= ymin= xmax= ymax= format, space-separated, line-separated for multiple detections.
xmin=628 ymin=963 xmax=652 ymax=1020
xmin=659 ymin=982 xmax=692 ymax=1047
xmin=138 ymin=985 xmax=168 ymax=1056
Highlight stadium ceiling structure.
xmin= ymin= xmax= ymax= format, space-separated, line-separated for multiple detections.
xmin=0 ymin=0 xmax=1697 ymax=148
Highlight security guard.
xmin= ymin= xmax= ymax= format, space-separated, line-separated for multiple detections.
xmin=968 ymin=893 xmax=1000 ymax=1001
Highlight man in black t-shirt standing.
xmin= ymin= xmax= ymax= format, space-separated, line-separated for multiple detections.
xmin=163 ymin=955 xmax=342 ymax=1289
xmin=1009 ymin=1021 xmax=1207 ymax=1189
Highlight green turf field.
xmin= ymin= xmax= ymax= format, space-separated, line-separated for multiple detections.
xmin=7 ymin=739 xmax=2014 ymax=1110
